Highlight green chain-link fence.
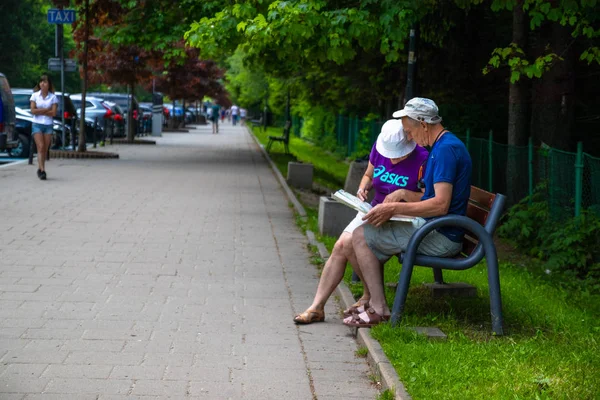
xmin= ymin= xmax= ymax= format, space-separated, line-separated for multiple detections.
xmin=287 ymin=114 xmax=600 ymax=216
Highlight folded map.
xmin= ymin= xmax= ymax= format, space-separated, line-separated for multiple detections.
xmin=332 ymin=190 xmax=416 ymax=222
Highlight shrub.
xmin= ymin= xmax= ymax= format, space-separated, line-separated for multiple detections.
xmin=499 ymin=184 xmax=600 ymax=289
xmin=498 ymin=185 xmax=549 ymax=256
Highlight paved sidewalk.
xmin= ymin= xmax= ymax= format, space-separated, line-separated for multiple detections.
xmin=0 ymin=122 xmax=378 ymax=399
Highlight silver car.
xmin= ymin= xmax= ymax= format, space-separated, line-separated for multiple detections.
xmin=71 ymin=95 xmax=125 ymax=138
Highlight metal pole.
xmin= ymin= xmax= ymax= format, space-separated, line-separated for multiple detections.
xmin=59 ymin=23 xmax=66 ymax=149
xmin=488 ymin=130 xmax=493 ymax=192
xmin=93 ymin=117 xmax=97 ymax=148
xmin=405 ymin=24 xmax=417 ymax=103
xmin=466 ymin=128 xmax=471 ymax=151
xmin=286 ymin=86 xmax=291 ymax=123
xmin=574 ymin=141 xmax=584 ymax=218
xmin=528 ymin=136 xmax=533 ymax=204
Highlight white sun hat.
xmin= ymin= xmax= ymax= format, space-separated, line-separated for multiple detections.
xmin=392 ymin=97 xmax=442 ymax=124
xmin=375 ymin=119 xmax=417 ymax=159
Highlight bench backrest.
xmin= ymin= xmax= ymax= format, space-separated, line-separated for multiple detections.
xmin=282 ymin=120 xmax=292 ymax=141
xmin=462 ymin=186 xmax=496 ymax=256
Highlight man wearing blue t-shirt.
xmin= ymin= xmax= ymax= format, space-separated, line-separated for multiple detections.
xmin=345 ymin=97 xmax=472 ymax=327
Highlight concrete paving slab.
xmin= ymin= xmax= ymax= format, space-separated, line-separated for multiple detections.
xmin=0 ymin=122 xmax=380 ymax=399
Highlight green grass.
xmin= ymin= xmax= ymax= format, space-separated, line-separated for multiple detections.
xmin=249 ymin=127 xmax=600 ymax=399
xmin=355 ymin=346 xmax=369 ymax=358
xmin=377 ymin=389 xmax=395 ymax=400
xmin=251 ymin=125 xmax=349 ymax=189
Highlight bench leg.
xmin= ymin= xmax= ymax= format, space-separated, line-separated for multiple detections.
xmin=284 ymin=142 xmax=289 ymax=155
xmin=483 ymin=241 xmax=504 ymax=335
xmin=266 ymin=139 xmax=273 ymax=152
xmin=433 ymin=269 xmax=444 ymax=284
xmin=390 ymin=260 xmax=415 ymax=326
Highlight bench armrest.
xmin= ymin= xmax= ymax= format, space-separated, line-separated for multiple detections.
xmin=404 ymin=215 xmax=493 ymax=262
xmin=410 ymin=215 xmax=490 ymax=244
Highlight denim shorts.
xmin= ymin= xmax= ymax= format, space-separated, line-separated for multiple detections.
xmin=32 ymin=123 xmax=54 ymax=135
xmin=363 ymin=217 xmax=462 ymax=262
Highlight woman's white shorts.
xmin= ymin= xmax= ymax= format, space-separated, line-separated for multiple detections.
xmin=343 ymin=212 xmax=366 ymax=234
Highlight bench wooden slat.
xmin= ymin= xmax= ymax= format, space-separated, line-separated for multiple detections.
xmin=470 ymin=186 xmax=495 ymax=209
xmin=466 ymin=202 xmax=489 ymax=226
xmin=462 ymin=234 xmax=478 ymax=256
xmin=460 ymin=186 xmax=496 ymax=256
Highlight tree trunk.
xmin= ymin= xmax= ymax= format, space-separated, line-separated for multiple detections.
xmin=506 ymin=0 xmax=529 ymax=203
xmin=529 ymin=24 xmax=575 ymax=151
xmin=77 ymin=0 xmax=89 ymax=152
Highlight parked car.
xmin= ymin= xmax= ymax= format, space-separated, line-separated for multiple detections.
xmin=86 ymin=92 xmax=140 ymax=133
xmin=87 ymin=92 xmax=139 ymax=117
xmin=71 ymin=95 xmax=125 ymax=138
xmin=0 ymin=73 xmax=19 ymax=156
xmin=138 ymin=103 xmax=153 ymax=134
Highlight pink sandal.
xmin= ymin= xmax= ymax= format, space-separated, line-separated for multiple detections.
xmin=343 ymin=307 xmax=389 ymax=328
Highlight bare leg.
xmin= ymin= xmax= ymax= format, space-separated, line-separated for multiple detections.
xmin=33 ymin=133 xmax=45 ymax=171
xmin=344 ymin=235 xmax=371 ymax=301
xmin=42 ymin=134 xmax=52 ymax=171
xmin=305 ymin=232 xmax=353 ymax=312
xmin=351 ymin=226 xmax=389 ymax=316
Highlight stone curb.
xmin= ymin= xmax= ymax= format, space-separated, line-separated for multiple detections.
xmin=163 ymin=128 xmax=190 ymax=133
xmin=247 ymin=127 xmax=410 ymax=400
xmin=247 ymin=127 xmax=306 ymax=218
xmin=109 ymin=138 xmax=156 ymax=145
xmin=49 ymin=149 xmax=119 ymax=159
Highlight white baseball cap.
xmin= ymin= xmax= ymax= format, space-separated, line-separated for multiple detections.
xmin=375 ymin=119 xmax=417 ymax=159
xmin=393 ymin=97 xmax=442 ymax=124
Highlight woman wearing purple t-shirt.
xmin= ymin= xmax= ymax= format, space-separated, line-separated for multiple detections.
xmin=294 ymin=119 xmax=428 ymax=324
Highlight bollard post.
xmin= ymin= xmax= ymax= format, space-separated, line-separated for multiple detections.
xmin=110 ymin=119 xmax=114 ymax=145
xmin=28 ymin=130 xmax=34 ymax=165
xmin=93 ymin=117 xmax=98 ymax=148
xmin=102 ymin=118 xmax=107 ymax=145
xmin=71 ymin=119 xmax=76 ymax=150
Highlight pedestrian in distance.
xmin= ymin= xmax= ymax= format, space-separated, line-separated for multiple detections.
xmin=345 ymin=98 xmax=472 ymax=328
xmin=29 ymin=74 xmax=58 ymax=180
xmin=240 ymin=108 xmax=247 ymax=126
xmin=293 ymin=119 xmax=429 ymax=324
xmin=211 ymin=102 xmax=221 ymax=134
xmin=231 ymin=104 xmax=239 ymax=126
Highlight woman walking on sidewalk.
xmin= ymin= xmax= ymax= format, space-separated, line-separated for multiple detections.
xmin=29 ymin=74 xmax=58 ymax=180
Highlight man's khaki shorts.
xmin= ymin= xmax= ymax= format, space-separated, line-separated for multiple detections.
xmin=363 ymin=218 xmax=462 ymax=262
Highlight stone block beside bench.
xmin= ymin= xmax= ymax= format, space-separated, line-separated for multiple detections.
xmin=287 ymin=162 xmax=313 ymax=189
xmin=318 ymin=196 xmax=357 ymax=237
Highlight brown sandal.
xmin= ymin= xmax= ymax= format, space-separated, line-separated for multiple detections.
xmin=343 ymin=307 xmax=389 ymax=328
xmin=342 ymin=300 xmax=370 ymax=318
xmin=293 ymin=309 xmax=325 ymax=324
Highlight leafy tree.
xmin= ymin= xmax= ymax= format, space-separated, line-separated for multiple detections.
xmin=72 ymin=0 xmax=229 ymax=141
xmin=484 ymin=0 xmax=600 ymax=150
xmin=0 ymin=0 xmax=80 ymax=91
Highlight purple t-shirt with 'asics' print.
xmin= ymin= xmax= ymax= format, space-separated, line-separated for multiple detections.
xmin=368 ymin=143 xmax=429 ymax=206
